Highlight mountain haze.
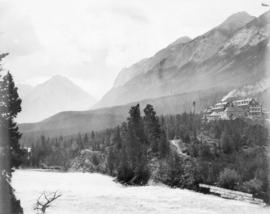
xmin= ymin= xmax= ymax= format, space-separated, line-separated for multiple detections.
xmin=19 ymin=10 xmax=270 ymax=141
xmin=18 ymin=75 xmax=96 ymax=123
xmin=17 ymin=84 xmax=34 ymax=98
xmin=20 ymin=87 xmax=226 ymax=145
xmin=95 ymin=11 xmax=268 ymax=108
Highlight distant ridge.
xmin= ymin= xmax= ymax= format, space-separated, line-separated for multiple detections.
xmin=18 ymin=75 xmax=96 ymax=123
xmin=20 ymin=86 xmax=227 ymax=144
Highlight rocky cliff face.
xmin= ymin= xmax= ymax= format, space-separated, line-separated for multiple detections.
xmin=113 ymin=36 xmax=192 ymax=88
xmin=95 ymin=11 xmax=269 ymax=109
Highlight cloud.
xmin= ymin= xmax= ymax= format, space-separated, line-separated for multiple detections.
xmin=110 ymin=4 xmax=149 ymax=24
xmin=0 ymin=0 xmax=267 ymax=99
xmin=0 ymin=1 xmax=41 ymax=57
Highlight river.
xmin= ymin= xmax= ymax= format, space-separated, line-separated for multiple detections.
xmin=12 ymin=170 xmax=269 ymax=214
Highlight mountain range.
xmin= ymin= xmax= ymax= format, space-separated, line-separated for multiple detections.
xmin=19 ymin=10 xmax=270 ymax=142
xmin=17 ymin=75 xmax=96 ymax=123
xmin=95 ymin=11 xmax=269 ymax=108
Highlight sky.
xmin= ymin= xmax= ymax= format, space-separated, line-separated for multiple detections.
xmin=0 ymin=0 xmax=269 ymax=100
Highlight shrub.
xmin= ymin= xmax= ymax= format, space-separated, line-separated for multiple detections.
xmin=220 ymin=132 xmax=234 ymax=154
xmin=133 ymin=164 xmax=150 ymax=185
xmin=117 ymin=164 xmax=134 ymax=184
xmin=242 ymin=178 xmax=263 ymax=195
xmin=218 ymin=168 xmax=240 ymax=189
xmin=91 ymin=154 xmax=99 ymax=166
xmin=198 ymin=144 xmax=212 ymax=160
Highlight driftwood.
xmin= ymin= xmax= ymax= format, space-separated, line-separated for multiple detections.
xmin=34 ymin=191 xmax=62 ymax=214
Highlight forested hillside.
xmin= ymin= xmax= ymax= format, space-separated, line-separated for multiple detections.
xmin=20 ymin=87 xmax=225 ymax=141
xmin=23 ymin=104 xmax=270 ymax=204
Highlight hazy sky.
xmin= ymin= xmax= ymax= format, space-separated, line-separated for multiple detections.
xmin=0 ymin=0 xmax=269 ymax=99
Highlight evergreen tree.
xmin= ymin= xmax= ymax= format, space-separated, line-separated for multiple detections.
xmin=127 ymin=104 xmax=145 ymax=168
xmin=114 ymin=126 xmax=122 ymax=150
xmin=107 ymin=147 xmax=114 ymax=174
xmin=158 ymin=130 xmax=169 ymax=158
xmin=117 ymin=142 xmax=134 ymax=183
xmin=0 ymin=54 xmax=23 ymax=214
xmin=77 ymin=133 xmax=84 ymax=151
xmin=143 ymin=104 xmax=161 ymax=154
xmin=117 ymin=105 xmax=149 ymax=185
xmin=83 ymin=133 xmax=89 ymax=148
xmin=117 ymin=122 xmax=134 ymax=182
xmin=90 ymin=131 xmax=97 ymax=150
xmin=220 ymin=131 xmax=234 ymax=154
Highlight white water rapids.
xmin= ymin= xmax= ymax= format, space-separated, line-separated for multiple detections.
xmin=12 ymin=170 xmax=269 ymax=214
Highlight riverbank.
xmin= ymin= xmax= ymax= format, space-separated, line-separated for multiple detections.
xmin=13 ymin=170 xmax=269 ymax=214
xmin=21 ymin=167 xmax=269 ymax=206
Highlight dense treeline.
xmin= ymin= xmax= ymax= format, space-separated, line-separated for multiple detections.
xmin=28 ymin=104 xmax=170 ymax=184
xmin=160 ymin=116 xmax=269 ymax=202
xmin=196 ymin=119 xmax=269 ymax=200
xmin=27 ymin=104 xmax=270 ymax=203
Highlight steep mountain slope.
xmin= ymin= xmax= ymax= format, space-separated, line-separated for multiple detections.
xmin=18 ymin=75 xmax=96 ymax=123
xmin=95 ymin=11 xmax=269 ymax=108
xmin=113 ymin=36 xmax=192 ymax=88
